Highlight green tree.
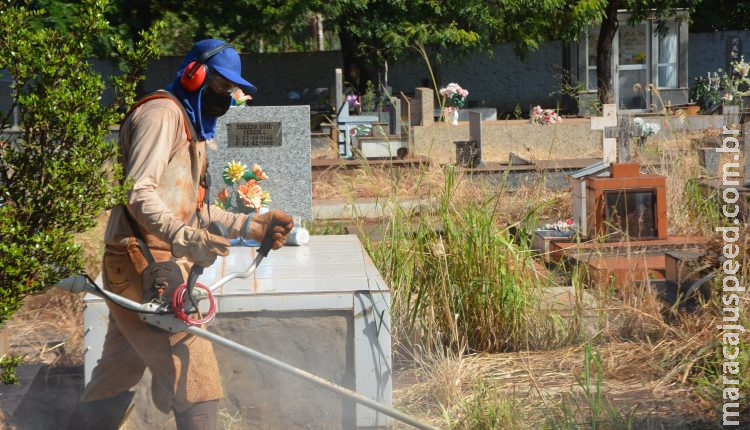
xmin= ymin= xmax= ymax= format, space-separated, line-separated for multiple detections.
xmin=102 ymin=0 xmax=607 ymax=92
xmin=690 ymin=0 xmax=750 ymax=31
xmin=0 ymin=0 xmax=163 ymax=324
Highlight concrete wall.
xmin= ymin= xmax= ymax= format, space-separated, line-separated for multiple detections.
xmin=1 ymin=30 xmax=748 ymax=122
xmin=387 ymin=42 xmax=565 ymax=114
xmin=413 ymin=118 xmax=603 ymax=164
xmin=141 ymin=51 xmax=344 ymax=109
xmin=689 ymin=30 xmax=750 ymax=83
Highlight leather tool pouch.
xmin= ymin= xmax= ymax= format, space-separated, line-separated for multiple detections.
xmin=141 ymin=260 xmax=184 ymax=306
xmin=123 ymin=210 xmax=185 ymax=309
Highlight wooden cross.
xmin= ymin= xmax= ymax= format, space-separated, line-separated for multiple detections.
xmin=604 ymin=113 xmax=644 ymax=163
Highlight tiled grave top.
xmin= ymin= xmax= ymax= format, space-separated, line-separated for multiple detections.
xmin=88 ymin=235 xmax=389 ymax=313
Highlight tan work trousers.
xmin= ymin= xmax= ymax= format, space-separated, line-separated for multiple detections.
xmin=82 ymin=238 xmax=224 ymax=413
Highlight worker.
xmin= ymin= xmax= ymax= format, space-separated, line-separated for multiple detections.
xmin=67 ymin=39 xmax=294 ymax=429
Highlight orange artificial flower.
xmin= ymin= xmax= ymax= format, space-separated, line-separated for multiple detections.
xmin=217 ymin=188 xmax=229 ymax=202
xmin=252 ymin=163 xmax=268 ymax=181
xmin=237 ymin=180 xmax=263 ymax=209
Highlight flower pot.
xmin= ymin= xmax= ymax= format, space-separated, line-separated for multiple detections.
xmin=443 ymin=107 xmax=458 ymax=124
xmin=723 ymin=104 xmax=741 ymax=126
xmin=443 ymin=108 xmax=459 ymax=125
xmin=683 ymin=105 xmax=700 ymax=116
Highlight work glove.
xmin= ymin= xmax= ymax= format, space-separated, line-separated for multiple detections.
xmin=245 ymin=210 xmax=294 ymax=250
xmin=171 ymin=226 xmax=231 ymax=268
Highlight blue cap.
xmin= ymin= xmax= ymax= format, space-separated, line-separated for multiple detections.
xmin=188 ymin=39 xmax=257 ymax=94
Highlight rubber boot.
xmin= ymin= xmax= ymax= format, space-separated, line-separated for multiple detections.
xmin=174 ymin=400 xmax=219 ymax=430
xmin=66 ymin=390 xmax=135 ymax=430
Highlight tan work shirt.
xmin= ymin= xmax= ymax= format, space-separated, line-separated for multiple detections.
xmin=105 ymin=97 xmax=248 ymax=251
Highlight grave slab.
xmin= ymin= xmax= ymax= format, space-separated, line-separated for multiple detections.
xmin=664 ymin=249 xmax=707 ymax=285
xmin=3 ymin=365 xmax=82 ymax=429
xmin=84 ymin=235 xmax=392 ymax=429
xmin=211 ymin=106 xmax=312 ymax=221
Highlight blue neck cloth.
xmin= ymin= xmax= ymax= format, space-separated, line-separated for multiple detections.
xmin=166 ymin=71 xmax=216 ymax=141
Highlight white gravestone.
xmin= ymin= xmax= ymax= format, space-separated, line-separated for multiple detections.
xmin=590 ymin=104 xmax=618 ymax=163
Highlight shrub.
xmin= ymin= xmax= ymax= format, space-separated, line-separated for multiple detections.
xmin=0 ymin=0 xmax=162 ymax=323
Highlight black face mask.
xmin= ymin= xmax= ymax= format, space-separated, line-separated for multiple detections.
xmin=201 ymin=86 xmax=232 ymax=118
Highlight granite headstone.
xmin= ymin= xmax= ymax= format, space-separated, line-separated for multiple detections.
xmin=468 ymin=110 xmax=485 ymax=167
xmin=415 ymin=87 xmax=434 ymax=126
xmin=210 ymin=106 xmax=312 ymax=221
xmin=389 ymin=97 xmax=402 ymax=135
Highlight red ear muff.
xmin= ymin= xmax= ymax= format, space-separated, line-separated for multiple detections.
xmin=180 ymin=61 xmax=208 ymax=92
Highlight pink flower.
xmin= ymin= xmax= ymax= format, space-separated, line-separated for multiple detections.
xmin=232 ymin=88 xmax=253 ymax=105
xmin=237 ymin=180 xmax=263 ymax=210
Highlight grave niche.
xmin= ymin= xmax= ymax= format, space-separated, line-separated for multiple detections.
xmin=584 ymin=163 xmax=667 ymax=240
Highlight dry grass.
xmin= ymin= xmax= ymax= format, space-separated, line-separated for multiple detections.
xmin=312 ymin=163 xmax=445 ymax=201
xmin=313 ymin=162 xmax=572 ymax=226
xmin=4 ymin=289 xmax=84 ymax=366
xmin=638 ymin=128 xmax=725 ymax=236
xmin=394 ymin=340 xmax=716 ymax=429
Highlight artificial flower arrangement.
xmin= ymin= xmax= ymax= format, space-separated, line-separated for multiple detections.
xmin=691 ymin=56 xmax=750 ymax=110
xmin=345 ymin=94 xmax=361 ymax=113
xmin=633 ymin=117 xmax=661 ymax=137
xmin=530 ymin=105 xmax=562 ymax=124
xmin=439 ymin=83 xmax=469 ymax=110
xmin=232 ymin=88 xmax=253 ymax=106
xmin=536 ymin=218 xmax=577 ymax=238
xmin=541 ymin=219 xmax=575 ymax=232
xmin=732 ymin=56 xmax=750 ymax=95
xmin=215 ymin=160 xmax=271 ymax=214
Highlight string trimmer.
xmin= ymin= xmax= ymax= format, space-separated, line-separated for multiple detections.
xmin=56 ymin=222 xmax=437 ymax=430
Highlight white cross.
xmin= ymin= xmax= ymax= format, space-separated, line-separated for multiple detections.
xmin=590 ymin=104 xmax=618 ymax=163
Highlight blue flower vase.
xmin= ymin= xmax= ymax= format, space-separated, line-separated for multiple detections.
xmin=229 ymin=207 xmax=269 ymax=247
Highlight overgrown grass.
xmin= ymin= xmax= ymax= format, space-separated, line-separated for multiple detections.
xmin=544 ymin=343 xmax=638 ymax=430
xmin=348 ymin=126 xmax=750 ymax=428
xmin=363 ymin=166 xmax=580 ymax=354
xmin=303 ymin=219 xmax=349 ymax=235
xmin=443 ymin=380 xmax=525 ymax=430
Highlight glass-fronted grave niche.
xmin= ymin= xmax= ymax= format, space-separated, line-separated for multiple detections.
xmin=571 ymin=9 xmax=689 ymax=113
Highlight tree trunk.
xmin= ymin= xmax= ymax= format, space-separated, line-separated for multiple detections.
xmin=316 ymin=13 xmax=325 ymax=51
xmin=596 ymin=0 xmax=620 ymax=105
xmin=338 ymin=27 xmax=375 ymax=94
